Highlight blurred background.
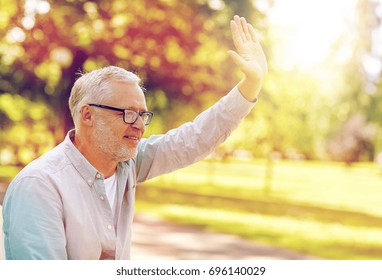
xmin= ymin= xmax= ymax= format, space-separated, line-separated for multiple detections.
xmin=1 ymin=0 xmax=382 ymax=259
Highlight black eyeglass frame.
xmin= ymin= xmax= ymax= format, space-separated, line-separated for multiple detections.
xmin=88 ymin=103 xmax=153 ymax=125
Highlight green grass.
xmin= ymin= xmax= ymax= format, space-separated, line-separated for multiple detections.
xmin=135 ymin=159 xmax=382 ymax=259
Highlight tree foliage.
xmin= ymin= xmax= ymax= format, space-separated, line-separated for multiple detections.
xmin=1 ymin=0 xmax=381 ymax=166
xmin=1 ymin=0 xmax=256 ymax=135
xmin=1 ymin=0 xmax=270 ymax=165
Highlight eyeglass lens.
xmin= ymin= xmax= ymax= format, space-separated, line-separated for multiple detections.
xmin=124 ymin=110 xmax=151 ymax=125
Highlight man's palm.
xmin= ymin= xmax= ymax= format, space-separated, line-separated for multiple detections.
xmin=228 ymin=15 xmax=268 ymax=82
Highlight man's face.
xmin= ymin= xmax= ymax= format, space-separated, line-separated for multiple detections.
xmin=90 ymin=80 xmax=148 ymax=162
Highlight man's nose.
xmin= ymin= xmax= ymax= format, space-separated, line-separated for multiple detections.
xmin=132 ymin=115 xmax=145 ymax=131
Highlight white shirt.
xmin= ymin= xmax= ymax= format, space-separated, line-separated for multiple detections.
xmin=104 ymin=173 xmax=118 ymax=231
xmin=104 ymin=173 xmax=117 ymax=211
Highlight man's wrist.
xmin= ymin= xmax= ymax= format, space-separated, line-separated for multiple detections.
xmin=237 ymin=77 xmax=263 ymax=102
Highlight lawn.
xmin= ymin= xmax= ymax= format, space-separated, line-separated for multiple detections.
xmin=135 ymin=159 xmax=382 ymax=260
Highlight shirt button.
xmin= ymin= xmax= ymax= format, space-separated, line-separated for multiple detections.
xmin=96 ymin=173 xmax=101 ymax=179
xmin=87 ymin=179 xmax=92 ymax=184
xmin=107 ymin=225 xmax=112 ymax=230
xmin=100 ymin=196 xmax=105 ymax=201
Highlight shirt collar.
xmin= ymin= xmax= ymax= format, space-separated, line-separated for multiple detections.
xmin=63 ymin=129 xmax=99 ymax=187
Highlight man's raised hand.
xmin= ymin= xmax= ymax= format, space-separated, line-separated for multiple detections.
xmin=228 ymin=15 xmax=267 ymax=101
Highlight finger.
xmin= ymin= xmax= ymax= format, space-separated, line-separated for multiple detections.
xmin=248 ymin=23 xmax=258 ymax=43
xmin=240 ymin=17 xmax=252 ymax=41
xmin=230 ymin=20 xmax=243 ymax=49
xmin=234 ymin=15 xmax=246 ymax=42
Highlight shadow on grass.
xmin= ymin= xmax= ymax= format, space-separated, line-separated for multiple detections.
xmin=137 ymin=185 xmax=382 ymax=228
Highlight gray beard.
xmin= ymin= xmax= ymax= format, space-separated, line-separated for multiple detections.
xmin=92 ymin=119 xmax=138 ymax=162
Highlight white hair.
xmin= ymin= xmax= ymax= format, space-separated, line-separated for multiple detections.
xmin=68 ymin=66 xmax=142 ymax=127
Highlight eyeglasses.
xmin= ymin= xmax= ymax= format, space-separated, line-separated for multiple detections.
xmin=88 ymin=103 xmax=153 ymax=125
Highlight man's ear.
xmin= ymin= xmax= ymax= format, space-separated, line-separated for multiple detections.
xmin=80 ymin=105 xmax=94 ymax=126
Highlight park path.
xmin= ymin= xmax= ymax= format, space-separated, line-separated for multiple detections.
xmin=0 ymin=203 xmax=317 ymax=260
xmin=131 ymin=213 xmax=318 ymax=260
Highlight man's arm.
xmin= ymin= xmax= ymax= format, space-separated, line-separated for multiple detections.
xmin=2 ymin=177 xmax=67 ymax=259
xmin=228 ymin=15 xmax=268 ymax=102
xmin=135 ymin=16 xmax=267 ymax=183
xmin=135 ymin=86 xmax=254 ymax=183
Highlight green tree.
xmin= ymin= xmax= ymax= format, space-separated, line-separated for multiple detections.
xmin=1 ymin=0 xmax=269 ymax=165
xmin=0 ymin=0 xmax=255 ymax=137
xmin=324 ymin=0 xmax=382 ymax=161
